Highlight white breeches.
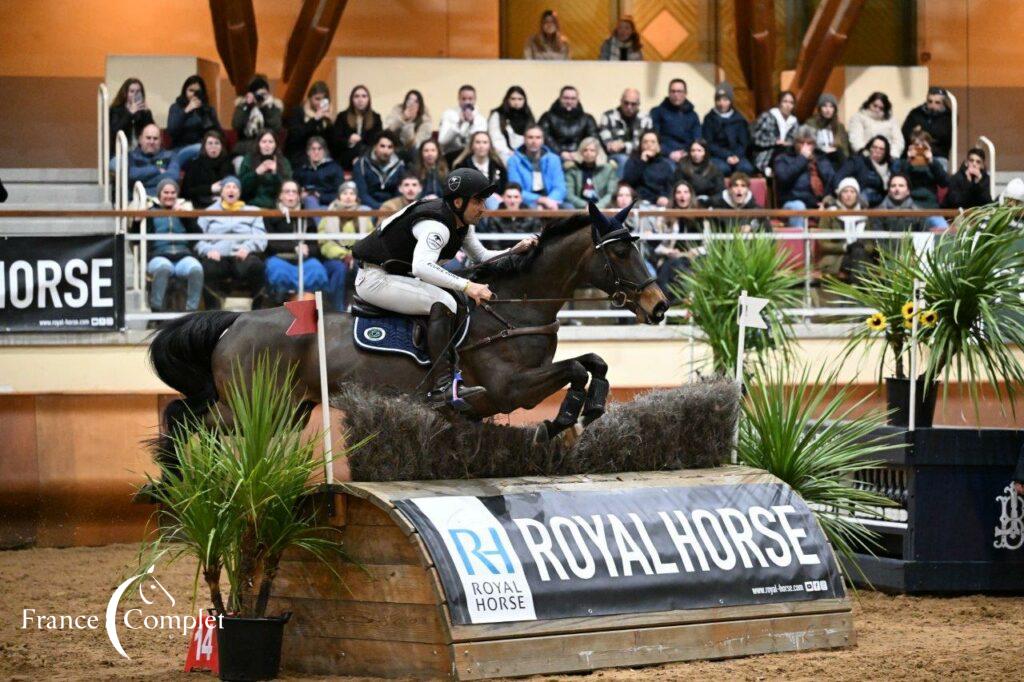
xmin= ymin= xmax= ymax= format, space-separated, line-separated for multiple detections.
xmin=354 ymin=264 xmax=458 ymax=315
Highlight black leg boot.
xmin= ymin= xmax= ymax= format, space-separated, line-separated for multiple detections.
xmin=426 ymin=302 xmax=486 ymax=409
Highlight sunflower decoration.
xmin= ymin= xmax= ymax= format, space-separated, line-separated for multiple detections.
xmin=901 ymin=301 xmax=916 ymax=320
xmin=919 ymin=309 xmax=938 ymax=328
xmin=866 ymin=313 xmax=887 ymax=331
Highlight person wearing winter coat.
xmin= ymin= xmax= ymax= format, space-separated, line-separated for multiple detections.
xmin=239 ymin=129 xmax=292 ymax=209
xmin=944 ymin=147 xmax=992 ymax=209
xmin=331 ymin=85 xmax=383 ymax=171
xmin=870 ymin=174 xmax=923 ymax=232
xmin=538 ymin=86 xmax=599 ymax=162
xmin=488 ymin=86 xmax=535 ymax=163
xmin=476 ymin=183 xmax=545 ymax=250
xmin=805 ymin=93 xmax=851 ymax=167
xmin=818 ymin=177 xmax=873 ymax=283
xmin=143 ymin=178 xmax=203 ymax=313
xmin=650 ymin=79 xmax=702 ymax=161
xmin=622 ymin=131 xmax=676 ymax=206
xmin=848 ymin=91 xmax=904 ymax=157
xmin=283 ymin=81 xmax=332 ymax=166
xmin=505 ymin=125 xmax=566 ymax=209
xmin=564 ymin=137 xmax=618 ymax=208
xmin=385 ymin=89 xmax=433 ymax=161
xmin=294 ymin=136 xmax=345 ymax=211
xmin=901 ymin=88 xmax=952 ymax=170
xmin=599 ymin=88 xmax=652 ymax=172
xmin=676 ymin=139 xmax=725 ymax=206
xmin=702 ymin=83 xmax=754 ymax=176
xmin=230 ymin=74 xmax=284 ymax=159
xmin=524 ymin=10 xmax=570 ymax=60
xmin=751 ymin=90 xmax=799 ymax=173
xmin=195 ymin=177 xmax=267 ymax=307
xmin=709 ymin=172 xmax=763 ymax=232
xmin=453 ymin=132 xmax=508 ymax=203
xmin=108 ymin=78 xmax=155 ymax=152
xmin=773 ymin=126 xmax=836 ymax=226
xmin=318 ymin=181 xmax=372 ymax=311
xmin=894 ymin=130 xmax=949 ymax=209
xmin=848 ymin=135 xmax=897 ymax=207
xmin=412 ymin=139 xmax=448 ymax=200
xmin=117 ymin=123 xmax=179 ymax=197
xmin=180 ymin=130 xmax=234 ymax=208
xmin=262 ymin=180 xmax=328 ymax=303
xmin=651 ymin=180 xmax=704 ymax=301
xmin=166 ymin=75 xmax=222 ymax=168
xmin=350 ymin=131 xmax=405 ymax=209
xmin=599 ymin=16 xmax=644 ymax=61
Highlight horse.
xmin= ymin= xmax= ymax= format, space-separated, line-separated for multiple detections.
xmin=149 ymin=204 xmax=669 ymax=469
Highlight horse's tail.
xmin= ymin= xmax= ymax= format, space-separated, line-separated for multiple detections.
xmin=149 ymin=311 xmax=240 ymax=471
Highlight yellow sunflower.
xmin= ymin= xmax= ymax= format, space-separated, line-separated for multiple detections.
xmin=919 ymin=309 xmax=938 ymax=327
xmin=866 ymin=313 xmax=886 ymax=331
xmin=901 ymin=301 xmax=916 ymax=319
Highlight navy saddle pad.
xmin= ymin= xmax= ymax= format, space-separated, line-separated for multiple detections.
xmin=352 ymin=312 xmax=470 ymax=366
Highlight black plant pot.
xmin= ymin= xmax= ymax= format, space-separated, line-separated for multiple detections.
xmin=885 ymin=376 xmax=939 ymax=427
xmin=217 ymin=612 xmax=291 ymax=681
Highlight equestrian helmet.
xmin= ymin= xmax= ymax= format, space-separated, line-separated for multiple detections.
xmin=443 ymin=168 xmax=496 ymax=202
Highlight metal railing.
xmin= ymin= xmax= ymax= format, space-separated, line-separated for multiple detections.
xmin=97 ymin=83 xmax=110 ymax=194
xmin=979 ymin=135 xmax=997 ymax=199
xmin=946 ymin=89 xmax=958 ymax=170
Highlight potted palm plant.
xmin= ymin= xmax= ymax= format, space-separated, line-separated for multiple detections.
xmin=142 ymin=354 xmax=351 ymax=681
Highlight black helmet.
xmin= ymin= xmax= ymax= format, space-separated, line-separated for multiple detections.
xmin=443 ymin=168 xmax=495 ymax=202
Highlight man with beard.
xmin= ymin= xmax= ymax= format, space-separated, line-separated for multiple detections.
xmin=538 ymin=86 xmax=598 ymax=164
xmin=599 ymin=88 xmax=652 ymax=172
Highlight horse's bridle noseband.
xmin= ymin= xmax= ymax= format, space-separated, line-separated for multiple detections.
xmin=594 ymin=229 xmax=657 ymax=308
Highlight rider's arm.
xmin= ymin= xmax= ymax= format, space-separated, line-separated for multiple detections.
xmin=461 ymin=225 xmax=506 ymax=264
xmin=410 ymin=220 xmax=472 ymax=291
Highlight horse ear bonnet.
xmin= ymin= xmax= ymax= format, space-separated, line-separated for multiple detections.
xmin=588 ymin=200 xmax=637 ymax=245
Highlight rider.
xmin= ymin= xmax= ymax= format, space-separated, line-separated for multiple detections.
xmin=351 ymin=167 xmax=538 ymax=408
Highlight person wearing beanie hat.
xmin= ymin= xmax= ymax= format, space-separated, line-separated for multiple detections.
xmin=1001 ymin=177 xmax=1024 ymax=206
xmin=819 ymin=175 xmax=873 ymax=282
xmin=751 ymin=90 xmax=798 ymax=173
xmin=232 ymin=73 xmax=284 ymax=158
xmin=701 ymin=82 xmax=754 ymax=176
xmin=806 ymin=93 xmax=851 ymax=166
xmin=317 ymin=180 xmax=373 ymax=311
xmin=181 ymin=129 xmax=233 ymax=208
xmin=145 ymin=178 xmax=203 ymax=314
xmin=196 ymin=177 xmax=267 ymax=308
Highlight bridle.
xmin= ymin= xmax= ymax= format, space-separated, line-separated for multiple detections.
xmin=593 ymin=227 xmax=657 ymax=308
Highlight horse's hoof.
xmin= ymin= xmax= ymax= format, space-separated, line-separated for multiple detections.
xmin=533 ymin=422 xmax=552 ymax=447
xmin=556 ymin=423 xmax=584 ymax=449
xmin=581 ymin=409 xmax=604 ymax=428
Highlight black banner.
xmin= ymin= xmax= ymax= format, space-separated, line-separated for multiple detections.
xmin=396 ymin=483 xmax=844 ymax=625
xmin=0 ymin=235 xmax=124 ymax=332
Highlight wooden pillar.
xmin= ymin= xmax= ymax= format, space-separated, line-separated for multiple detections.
xmin=209 ymin=0 xmax=258 ymax=95
xmin=281 ymin=0 xmax=349 ymax=110
xmin=736 ymin=0 xmax=777 ymax=114
xmin=792 ymin=0 xmax=865 ymax=120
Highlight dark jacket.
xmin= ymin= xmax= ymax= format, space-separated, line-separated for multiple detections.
xmin=846 ymin=153 xmax=897 ymax=207
xmin=901 ymin=105 xmax=952 ymax=159
xmin=538 ymin=102 xmax=598 ymax=155
xmin=283 ymin=105 xmax=332 ymax=165
xmin=294 ymin=158 xmax=345 ymax=205
xmin=167 ymin=100 xmax=221 ymax=149
xmin=871 ymin=195 xmax=923 ymax=232
xmin=709 ymin=188 xmax=763 ymax=231
xmin=650 ymin=98 xmax=702 ymax=154
xmin=1013 ymin=443 xmax=1024 ymax=484
xmin=231 ymin=95 xmax=285 ymax=157
xmin=477 ymin=212 xmax=544 ymax=250
xmin=894 ymin=158 xmax=949 ymax=209
xmin=124 ymin=147 xmax=179 ymax=195
xmin=454 ymin=156 xmax=507 ymax=195
xmin=351 ymin=152 xmax=405 ymax=209
xmin=264 ymin=214 xmax=320 ymax=260
xmin=239 ymin=155 xmax=293 ymax=209
xmin=702 ymin=109 xmax=750 ymax=163
xmin=622 ymin=153 xmax=675 ymax=204
xmin=944 ymin=164 xmax=992 ymax=209
xmin=109 ymin=105 xmax=155 ymax=151
xmin=676 ymin=157 xmax=725 ymax=202
xmin=417 ymin=166 xmax=446 ymax=199
xmin=180 ymin=154 xmax=234 ymax=208
xmin=773 ymin=150 xmax=836 ymax=206
xmin=330 ymin=110 xmax=383 ymax=170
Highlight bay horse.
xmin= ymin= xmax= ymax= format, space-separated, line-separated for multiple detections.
xmin=149 ymin=205 xmax=668 ymax=469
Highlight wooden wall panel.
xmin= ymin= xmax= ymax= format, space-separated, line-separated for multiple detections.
xmin=0 ymin=396 xmax=40 ymax=548
xmin=0 ymin=77 xmax=100 ymax=168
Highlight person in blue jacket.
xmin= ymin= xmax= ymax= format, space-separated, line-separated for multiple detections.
xmin=622 ymin=131 xmax=675 ymax=206
xmin=505 ymin=125 xmax=566 ymax=209
xmin=649 ymin=79 xmax=702 ymax=163
xmin=351 ymin=131 xmax=405 ymax=209
xmin=702 ymin=82 xmax=754 ymax=176
xmin=112 ymin=123 xmax=180 ymax=196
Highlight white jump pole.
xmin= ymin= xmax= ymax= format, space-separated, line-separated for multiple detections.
xmin=315 ymin=291 xmax=333 ymax=484
xmin=908 ymin=280 xmax=924 ymax=432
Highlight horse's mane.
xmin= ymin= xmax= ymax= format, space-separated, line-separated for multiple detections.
xmin=462 ymin=213 xmax=592 ymax=282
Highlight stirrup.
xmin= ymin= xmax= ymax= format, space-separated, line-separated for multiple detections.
xmin=427 ymin=370 xmax=486 ymax=412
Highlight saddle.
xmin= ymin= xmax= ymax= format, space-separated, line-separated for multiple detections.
xmin=350 ymin=296 xmax=470 ymax=366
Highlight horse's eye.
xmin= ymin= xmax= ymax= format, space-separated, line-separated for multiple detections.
xmin=612 ymin=242 xmax=631 ymax=258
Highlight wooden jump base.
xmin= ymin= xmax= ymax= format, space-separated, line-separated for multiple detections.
xmin=268 ymin=466 xmax=854 ymax=679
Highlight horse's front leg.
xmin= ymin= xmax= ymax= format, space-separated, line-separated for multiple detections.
xmin=572 ymin=353 xmax=610 ymax=426
xmin=501 ymin=358 xmax=590 ymax=443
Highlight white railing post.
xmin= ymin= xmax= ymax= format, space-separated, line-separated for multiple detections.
xmin=945 ymin=89 xmax=958 ymax=170
xmin=98 ymin=83 xmax=109 ymax=191
xmin=115 ymin=131 xmax=129 ymax=233
xmin=133 ymin=181 xmax=147 ymax=297
xmin=979 ymin=135 xmax=997 ymax=201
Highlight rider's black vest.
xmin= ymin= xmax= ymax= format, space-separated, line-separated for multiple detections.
xmin=352 ymin=198 xmax=467 ymax=276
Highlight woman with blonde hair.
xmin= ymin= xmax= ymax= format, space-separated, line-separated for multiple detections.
xmin=564 ymin=136 xmax=618 ymax=208
xmin=453 ymin=131 xmax=507 ymax=204
xmin=524 ymin=10 xmax=569 ymax=60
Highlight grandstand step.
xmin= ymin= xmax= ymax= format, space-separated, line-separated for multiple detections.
xmin=0 ymin=216 xmax=116 ymax=235
xmin=3 ymin=182 xmax=106 ymax=206
xmin=0 ymin=168 xmax=97 ymax=184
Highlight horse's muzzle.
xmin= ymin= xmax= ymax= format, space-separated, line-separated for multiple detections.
xmin=637 ymin=284 xmax=669 ymax=324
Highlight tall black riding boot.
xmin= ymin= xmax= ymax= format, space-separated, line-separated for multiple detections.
xmin=426 ymin=302 xmax=486 ymax=409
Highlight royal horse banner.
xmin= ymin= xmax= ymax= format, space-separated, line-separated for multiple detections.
xmin=396 ymin=484 xmax=845 ymax=625
xmin=0 ymin=234 xmax=125 ymax=332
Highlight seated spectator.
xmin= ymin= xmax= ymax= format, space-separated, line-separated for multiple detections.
xmin=944 ymin=147 xmax=992 ymax=209
xmin=902 ymin=87 xmax=952 ymax=171
xmin=565 ymin=136 xmax=617 ymax=209
xmin=849 ymin=135 xmax=897 ymax=207
xmin=805 ymin=93 xmax=850 ymax=167
xmin=319 ymin=181 xmax=372 ymax=311
xmin=599 ymin=15 xmax=643 ymax=61
xmin=294 ymin=136 xmax=345 ymax=215
xmin=351 ymin=131 xmax=404 ymax=209
xmin=477 ymin=183 xmax=545 ymax=250
xmin=263 ymin=180 xmax=328 ymax=304
xmin=651 ymin=180 xmax=703 ymax=300
xmin=848 ymin=91 xmax=904 ymax=157
xmin=1001 ymin=178 xmax=1024 ymax=207
xmin=871 ymin=174 xmax=922 ymax=232
xmin=703 ymin=83 xmax=753 ymax=176
xmin=773 ymin=125 xmax=836 ymax=227
xmin=539 ymin=86 xmax=599 ymax=163
xmin=231 ymin=74 xmax=283 ymax=159
xmin=144 ymin=179 xmax=203 ymax=313
xmin=380 ymin=173 xmax=422 ymax=216
xmin=181 ymin=129 xmax=233 ymax=208
xmin=650 ymin=79 xmax=702 ymax=163
xmin=454 ymin=131 xmax=507 ymax=202
xmin=524 ymin=9 xmax=569 ymax=60
xmin=709 ymin=172 xmax=762 ymax=232
xmin=196 ymin=176 xmax=267 ymax=307
xmin=438 ymin=84 xmax=487 ymax=163
xmin=599 ymin=88 xmax=652 ymax=172
xmin=413 ymin=139 xmax=448 ymax=199
xmin=506 ymin=125 xmax=566 ymax=209
xmin=109 ymin=78 xmax=154 ymax=152
xmin=167 ymin=75 xmax=221 ymax=168
xmin=819 ymin=177 xmax=873 ymax=283
xmin=751 ymin=90 xmax=798 ymax=174
xmin=331 ymin=84 xmax=383 ymax=171
xmin=612 ymin=182 xmax=660 ymax=238
xmin=284 ymin=81 xmax=333 ymax=166
xmin=239 ymin=129 xmax=292 ymax=209
xmin=488 ymin=86 xmax=535 ymax=163
xmin=622 ymin=131 xmax=675 ymax=206
xmin=385 ymin=89 xmax=433 ymax=162
xmin=116 ymin=123 xmax=179 ymax=196
xmin=676 ymin=138 xmax=725 ymax=206
xmin=895 ymin=129 xmax=949 ymax=209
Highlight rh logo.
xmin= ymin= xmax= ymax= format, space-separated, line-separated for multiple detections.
xmin=994 ymin=485 xmax=1023 ymax=551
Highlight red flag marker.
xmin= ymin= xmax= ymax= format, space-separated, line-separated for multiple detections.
xmin=184 ymin=611 xmax=219 ymax=674
xmin=285 ymin=298 xmax=318 ymax=336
